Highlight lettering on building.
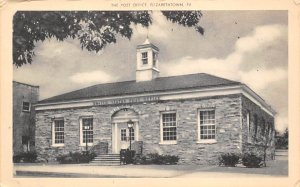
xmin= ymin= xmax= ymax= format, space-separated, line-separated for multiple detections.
xmin=93 ymin=96 xmax=160 ymax=106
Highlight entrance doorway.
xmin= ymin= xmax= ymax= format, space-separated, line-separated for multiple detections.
xmin=111 ymin=108 xmax=139 ymax=153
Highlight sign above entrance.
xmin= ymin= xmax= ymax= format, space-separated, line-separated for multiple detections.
xmin=93 ymin=96 xmax=160 ymax=106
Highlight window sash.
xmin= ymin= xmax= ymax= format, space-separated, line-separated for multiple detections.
xmin=163 ymin=127 xmax=176 ymax=140
xmin=82 ymin=118 xmax=93 ymax=143
xmin=142 ymin=52 xmax=148 ymax=58
xmin=142 ymin=52 xmax=148 ymax=64
xmin=121 ymin=129 xmax=126 ymax=141
xmin=200 ymin=125 xmax=215 ymax=139
xmin=199 ymin=110 xmax=216 ymax=140
xmin=54 ymin=120 xmax=64 ymax=144
xmin=162 ymin=113 xmax=177 ymax=141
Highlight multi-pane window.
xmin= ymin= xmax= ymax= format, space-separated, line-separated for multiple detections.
xmin=121 ymin=129 xmax=127 ymax=141
xmin=54 ymin=119 xmax=64 ymax=144
xmin=199 ymin=110 xmax=216 ymax=140
xmin=82 ymin=118 xmax=93 ymax=143
xmin=129 ymin=128 xmax=134 ymax=141
xmin=142 ymin=52 xmax=148 ymax=64
xmin=162 ymin=112 xmax=177 ymax=141
xmin=121 ymin=128 xmax=135 ymax=141
xmin=22 ymin=101 xmax=30 ymax=112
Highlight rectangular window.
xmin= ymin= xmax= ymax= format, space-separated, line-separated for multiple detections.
xmin=120 ymin=128 xmax=134 ymax=141
xmin=121 ymin=129 xmax=127 ymax=141
xmin=82 ymin=118 xmax=93 ymax=143
xmin=142 ymin=52 xmax=148 ymax=64
xmin=199 ymin=110 xmax=216 ymax=140
xmin=161 ymin=112 xmax=177 ymax=141
xmin=246 ymin=111 xmax=251 ymax=142
xmin=152 ymin=52 xmax=157 ymax=66
xmin=53 ymin=119 xmax=64 ymax=145
xmin=129 ymin=128 xmax=135 ymax=141
xmin=22 ymin=101 xmax=30 ymax=112
xmin=254 ymin=114 xmax=258 ymax=140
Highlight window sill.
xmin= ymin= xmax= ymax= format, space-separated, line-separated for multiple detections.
xmin=197 ymin=140 xmax=217 ymax=144
xmin=52 ymin=144 xmax=64 ymax=147
xmin=159 ymin=141 xmax=177 ymax=145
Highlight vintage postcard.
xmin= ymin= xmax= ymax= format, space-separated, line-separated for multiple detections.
xmin=0 ymin=0 xmax=299 ymax=187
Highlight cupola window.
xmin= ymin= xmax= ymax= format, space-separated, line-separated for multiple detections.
xmin=142 ymin=52 xmax=148 ymax=64
xmin=153 ymin=52 xmax=157 ymax=67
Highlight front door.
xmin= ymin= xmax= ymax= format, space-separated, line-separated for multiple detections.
xmin=116 ymin=122 xmax=135 ymax=152
xmin=111 ymin=108 xmax=139 ymax=153
xmin=118 ymin=123 xmax=135 ymax=150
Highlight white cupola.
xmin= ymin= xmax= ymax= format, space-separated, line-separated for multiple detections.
xmin=136 ymin=38 xmax=160 ymax=82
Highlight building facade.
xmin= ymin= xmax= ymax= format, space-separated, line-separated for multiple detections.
xmin=13 ymin=81 xmax=39 ymax=155
xmin=34 ymin=40 xmax=276 ymax=164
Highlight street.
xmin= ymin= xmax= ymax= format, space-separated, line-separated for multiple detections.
xmin=14 ymin=159 xmax=288 ymax=178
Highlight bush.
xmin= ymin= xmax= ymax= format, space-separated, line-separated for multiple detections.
xmin=218 ymin=153 xmax=240 ymax=167
xmin=13 ymin=152 xmax=37 ymax=163
xmin=242 ymin=153 xmax=262 ymax=168
xmin=56 ymin=152 xmax=96 ymax=164
xmin=133 ymin=153 xmax=179 ymax=165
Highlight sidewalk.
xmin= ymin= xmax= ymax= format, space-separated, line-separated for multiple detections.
xmin=14 ymin=159 xmax=288 ymax=178
xmin=14 ymin=164 xmax=205 ymax=178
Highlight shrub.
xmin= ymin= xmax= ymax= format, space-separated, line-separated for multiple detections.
xmin=161 ymin=154 xmax=180 ymax=165
xmin=56 ymin=152 xmax=96 ymax=164
xmin=13 ymin=152 xmax=37 ymax=163
xmin=242 ymin=153 xmax=262 ymax=168
xmin=133 ymin=153 xmax=179 ymax=165
xmin=218 ymin=153 xmax=240 ymax=167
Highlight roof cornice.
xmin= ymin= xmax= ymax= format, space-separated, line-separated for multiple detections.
xmin=34 ymin=85 xmax=275 ymax=116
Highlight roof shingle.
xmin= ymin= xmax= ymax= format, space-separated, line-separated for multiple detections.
xmin=39 ymin=73 xmax=241 ymax=104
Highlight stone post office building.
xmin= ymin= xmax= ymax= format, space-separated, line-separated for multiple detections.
xmin=35 ymin=39 xmax=276 ymax=164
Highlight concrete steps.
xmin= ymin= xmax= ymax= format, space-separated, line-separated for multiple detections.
xmin=90 ymin=154 xmax=120 ymax=166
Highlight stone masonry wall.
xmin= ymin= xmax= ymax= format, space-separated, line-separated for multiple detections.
xmin=136 ymin=95 xmax=243 ymax=165
xmin=35 ymin=107 xmax=113 ymax=162
xmin=35 ymin=94 xmax=243 ymax=164
xmin=241 ymin=95 xmax=275 ymax=160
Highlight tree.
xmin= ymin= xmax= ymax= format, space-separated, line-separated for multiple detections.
xmin=275 ymin=128 xmax=288 ymax=149
xmin=13 ymin=11 xmax=204 ymax=67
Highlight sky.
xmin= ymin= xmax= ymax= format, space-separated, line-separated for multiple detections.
xmin=13 ymin=11 xmax=288 ymax=132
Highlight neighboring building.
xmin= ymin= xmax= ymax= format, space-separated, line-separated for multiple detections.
xmin=13 ymin=81 xmax=39 ymax=155
xmin=34 ymin=39 xmax=276 ymax=164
